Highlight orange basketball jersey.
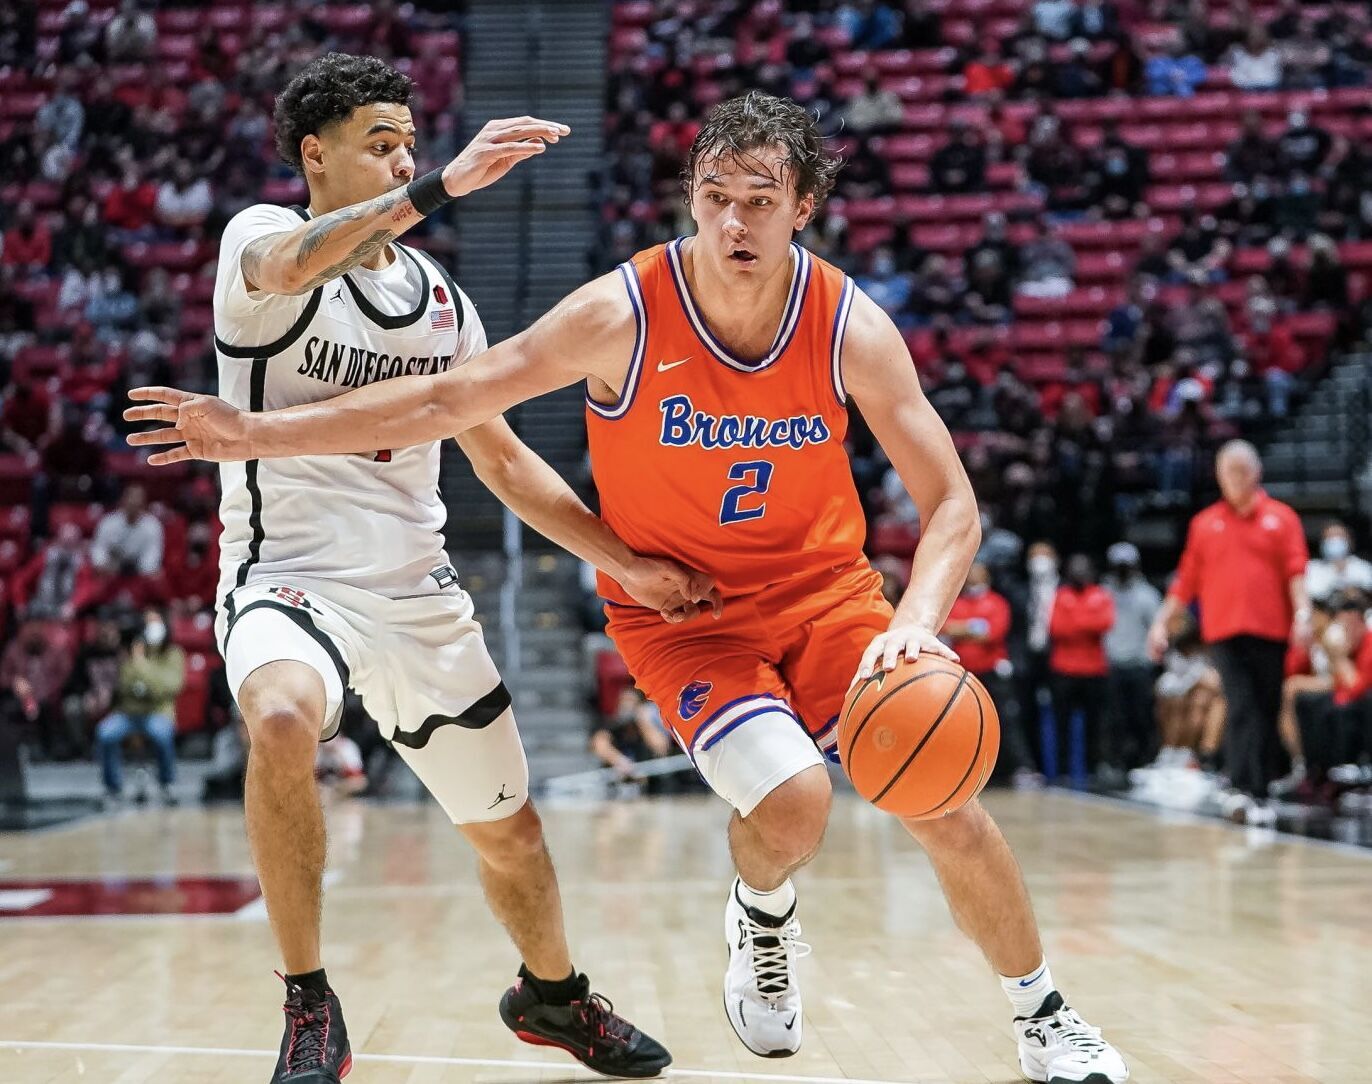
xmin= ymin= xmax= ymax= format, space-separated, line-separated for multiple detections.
xmin=586 ymin=238 xmax=866 ymax=605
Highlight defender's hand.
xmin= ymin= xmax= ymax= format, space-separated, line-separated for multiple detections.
xmin=852 ymin=624 xmax=959 ymax=686
xmin=442 ymin=116 xmax=570 ymax=199
xmin=617 ymin=557 xmax=723 ymax=625
xmin=124 ymin=387 xmax=252 ymax=465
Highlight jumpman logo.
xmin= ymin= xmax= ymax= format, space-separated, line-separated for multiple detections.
xmin=488 ymin=784 xmax=517 ymax=810
xmin=330 ymin=285 xmax=344 ymax=305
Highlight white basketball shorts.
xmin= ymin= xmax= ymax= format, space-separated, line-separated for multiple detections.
xmin=216 ymin=575 xmax=528 ymax=824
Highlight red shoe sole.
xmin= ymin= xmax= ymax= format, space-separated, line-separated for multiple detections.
xmin=340 ymin=1053 xmax=353 ymax=1078
xmin=514 ymin=1030 xmax=589 ymax=1059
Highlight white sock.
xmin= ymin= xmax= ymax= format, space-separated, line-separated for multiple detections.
xmin=736 ymin=877 xmax=796 ymax=919
xmin=1001 ymin=958 xmax=1055 ymax=1018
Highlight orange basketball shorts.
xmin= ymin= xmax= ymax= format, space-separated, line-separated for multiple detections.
xmin=604 ymin=558 xmax=894 ymax=765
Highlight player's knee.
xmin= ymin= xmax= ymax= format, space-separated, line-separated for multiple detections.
xmin=903 ymin=797 xmax=995 ymax=855
xmin=464 ymin=799 xmax=546 ymax=868
xmin=238 ymin=662 xmax=326 ymax=765
xmin=747 ymin=766 xmax=832 ymax=866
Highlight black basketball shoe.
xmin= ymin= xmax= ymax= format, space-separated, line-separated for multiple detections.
xmin=499 ymin=966 xmax=672 ymax=1078
xmin=270 ymin=973 xmax=352 ymax=1082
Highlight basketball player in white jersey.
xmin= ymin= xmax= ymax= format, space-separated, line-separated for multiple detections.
xmin=191 ymin=53 xmax=711 ymax=1083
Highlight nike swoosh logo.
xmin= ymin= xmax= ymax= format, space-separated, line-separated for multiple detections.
xmin=784 ymin=1014 xmax=797 ymax=1030
xmin=657 ymin=357 xmax=691 ymax=372
xmin=1018 ymin=966 xmax=1047 ymax=988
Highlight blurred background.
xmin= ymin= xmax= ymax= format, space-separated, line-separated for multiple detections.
xmin=2 ymin=0 xmax=1372 ymax=843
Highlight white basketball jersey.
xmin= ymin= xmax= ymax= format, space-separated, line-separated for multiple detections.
xmin=212 ymin=202 xmax=485 ymax=604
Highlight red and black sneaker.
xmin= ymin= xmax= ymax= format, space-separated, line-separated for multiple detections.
xmin=270 ymin=973 xmax=352 ymax=1082
xmin=499 ymin=968 xmax=672 ymax=1078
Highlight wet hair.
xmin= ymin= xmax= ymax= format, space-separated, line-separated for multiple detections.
xmin=273 ymin=52 xmax=413 ymax=174
xmin=681 ymin=90 xmax=842 ymax=208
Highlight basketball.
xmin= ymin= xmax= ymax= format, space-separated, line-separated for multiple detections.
xmin=838 ymin=654 xmax=1000 ymax=819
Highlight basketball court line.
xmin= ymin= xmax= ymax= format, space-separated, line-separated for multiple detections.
xmin=0 ymin=1039 xmax=925 ymax=1084
xmin=1049 ymin=786 xmax=1372 ymax=860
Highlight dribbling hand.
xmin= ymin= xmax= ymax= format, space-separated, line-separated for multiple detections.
xmin=124 ymin=387 xmax=251 ymax=465
xmin=852 ymin=624 xmax=959 ymax=687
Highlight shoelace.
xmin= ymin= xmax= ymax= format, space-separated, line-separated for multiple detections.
xmin=740 ymin=914 xmax=811 ymax=1000
xmin=577 ymin=992 xmax=635 ymax=1048
xmin=1042 ymin=1007 xmax=1107 ymax=1056
xmin=281 ymin=993 xmax=329 ymax=1070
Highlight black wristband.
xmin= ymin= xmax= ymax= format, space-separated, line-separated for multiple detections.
xmin=407 ymin=168 xmax=454 ymax=218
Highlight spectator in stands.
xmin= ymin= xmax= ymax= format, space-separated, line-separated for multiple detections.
xmin=963 ymin=45 xmax=1014 ymax=98
xmin=58 ymin=616 xmax=124 ymax=762
xmin=1304 ymin=234 xmax=1349 ymax=311
xmin=105 ymin=0 xmax=156 ymax=62
xmin=0 ymin=2 xmax=38 ymax=70
xmin=1145 ymin=37 xmax=1207 ymax=98
xmin=1148 ymin=440 xmax=1310 ymax=823
xmin=1271 ymin=173 xmax=1321 ymax=239
xmin=94 ymin=606 xmax=184 ymax=804
xmin=1032 ymin=0 xmax=1077 ymax=40
xmin=0 ymin=619 xmax=74 ymax=757
xmin=103 ymin=166 xmax=159 ymax=240
xmin=1323 ymin=6 xmax=1372 ymax=87
xmin=1021 ymin=540 xmax=1060 ymax=742
xmin=1272 ymin=596 xmax=1338 ymax=796
xmin=155 ymin=158 xmax=214 ymax=231
xmin=856 ymin=246 xmax=914 ymax=326
xmin=943 ymin=562 xmax=1040 ymax=785
xmin=1277 ymin=111 xmax=1332 ymax=175
xmin=1226 ymin=27 xmax=1282 ymax=90
xmin=2 ymin=367 xmax=57 ymax=456
xmin=1306 ymin=521 xmax=1372 ymax=604
xmin=86 ymin=263 xmax=140 ymax=335
xmin=965 ymin=212 xmax=1020 ymax=279
xmin=1103 ymin=276 xmax=1152 ymax=354
xmin=35 ymin=70 xmax=84 ymax=151
xmin=838 ymin=0 xmax=902 ymax=50
xmin=2 ymin=201 xmax=53 ymax=273
xmin=1166 ymin=210 xmax=1231 ymax=283
xmin=11 ymin=522 xmax=100 ymax=621
xmin=1294 ymin=592 xmax=1372 ymax=788
xmin=1224 ymin=111 xmax=1276 ymax=184
xmin=54 ymin=196 xmax=111 ymax=269
xmin=1279 ymin=19 xmax=1330 ymax=90
xmin=1016 ymin=222 xmax=1076 ymax=298
xmin=1075 ymin=0 xmax=1120 ymax=40
xmin=1263 ymin=237 xmax=1301 ymax=302
xmin=834 ymin=139 xmax=892 ymax=200
xmin=1089 ymin=126 xmax=1150 ymax=218
xmin=1149 ymin=609 xmax=1223 ymax=771
xmin=928 ymin=120 xmax=987 ymax=194
xmin=1239 ymin=295 xmax=1304 ymax=417
xmin=590 ymin=687 xmax=672 ymax=785
xmin=91 ymin=483 xmax=163 ymax=579
xmin=1048 ymin=554 xmax=1115 ymax=780
xmin=908 ymin=254 xmax=966 ymax=326
xmin=1056 ymin=38 xmax=1105 ymax=98
xmin=1103 ymin=542 xmax=1161 ymax=772
xmin=1132 ymin=231 xmax=1171 ymax=280
xmin=964 ymin=250 xmax=1013 ymax=324
xmin=843 ymin=75 xmax=903 ymax=137
xmin=895 ymin=0 xmax=942 ymax=49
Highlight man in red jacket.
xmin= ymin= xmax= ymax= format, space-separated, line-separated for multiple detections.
xmin=943 ymin=562 xmax=1038 ymax=783
xmin=1148 ymin=440 xmax=1310 ymax=823
xmin=1048 ymin=554 xmax=1116 ymax=780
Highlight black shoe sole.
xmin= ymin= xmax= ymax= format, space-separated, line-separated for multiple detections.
xmin=498 ymin=998 xmax=670 ymax=1079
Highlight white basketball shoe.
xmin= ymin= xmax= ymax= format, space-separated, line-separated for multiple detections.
xmin=1015 ymin=991 xmax=1129 ymax=1084
xmin=722 ymin=878 xmax=810 ymax=1058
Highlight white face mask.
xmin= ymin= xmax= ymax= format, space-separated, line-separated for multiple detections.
xmin=143 ymin=622 xmax=167 ymax=648
xmin=1322 ymin=537 xmax=1351 ymax=562
xmin=1028 ymin=555 xmax=1057 ymax=578
xmin=965 ymin=584 xmax=989 ymax=598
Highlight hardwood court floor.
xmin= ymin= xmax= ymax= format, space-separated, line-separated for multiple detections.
xmin=1 ymin=790 xmax=1368 ymax=1083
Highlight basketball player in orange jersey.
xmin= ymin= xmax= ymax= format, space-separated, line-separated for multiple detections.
xmin=127 ymin=92 xmax=1128 ymax=1084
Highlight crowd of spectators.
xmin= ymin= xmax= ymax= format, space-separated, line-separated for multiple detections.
xmin=596 ymin=0 xmax=1372 ymax=539
xmin=0 ymin=2 xmax=466 ymax=771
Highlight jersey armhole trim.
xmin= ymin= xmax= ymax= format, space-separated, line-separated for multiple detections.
xmin=829 ymin=275 xmax=855 ymax=406
xmin=586 ymin=261 xmax=648 ymax=421
xmin=215 ymin=287 xmax=323 ymax=358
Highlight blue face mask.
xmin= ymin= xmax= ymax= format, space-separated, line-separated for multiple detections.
xmin=1322 ymin=537 xmax=1351 ymax=562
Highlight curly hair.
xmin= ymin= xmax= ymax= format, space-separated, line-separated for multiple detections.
xmin=681 ymin=91 xmax=843 ymax=209
xmin=273 ymin=53 xmax=414 ymax=174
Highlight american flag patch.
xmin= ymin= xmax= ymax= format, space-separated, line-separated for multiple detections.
xmin=430 ymin=307 xmax=455 ymax=330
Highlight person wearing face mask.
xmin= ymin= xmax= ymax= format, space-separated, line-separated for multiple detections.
xmin=1293 ymin=593 xmax=1372 ymax=790
xmin=0 ymin=620 xmax=74 ymax=757
xmin=1048 ymin=555 xmax=1116 ymax=782
xmin=93 ymin=607 xmax=185 ymax=804
xmin=1017 ymin=541 xmax=1060 ymax=771
xmin=1103 ymin=543 xmax=1161 ymax=773
xmin=1305 ymin=521 xmax=1372 ymax=605
xmin=943 ymin=563 xmax=1040 ymax=786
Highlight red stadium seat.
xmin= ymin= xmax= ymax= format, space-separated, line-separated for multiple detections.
xmin=49 ymin=503 xmax=105 ymax=539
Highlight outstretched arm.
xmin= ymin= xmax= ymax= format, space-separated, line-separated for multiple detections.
xmin=242 ymin=117 xmax=568 ymax=296
xmin=125 ymin=272 xmax=633 ymax=464
xmin=844 ymin=288 xmax=981 ymax=680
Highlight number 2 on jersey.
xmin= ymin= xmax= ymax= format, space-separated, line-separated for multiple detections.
xmin=720 ymin=460 xmax=774 ymax=525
